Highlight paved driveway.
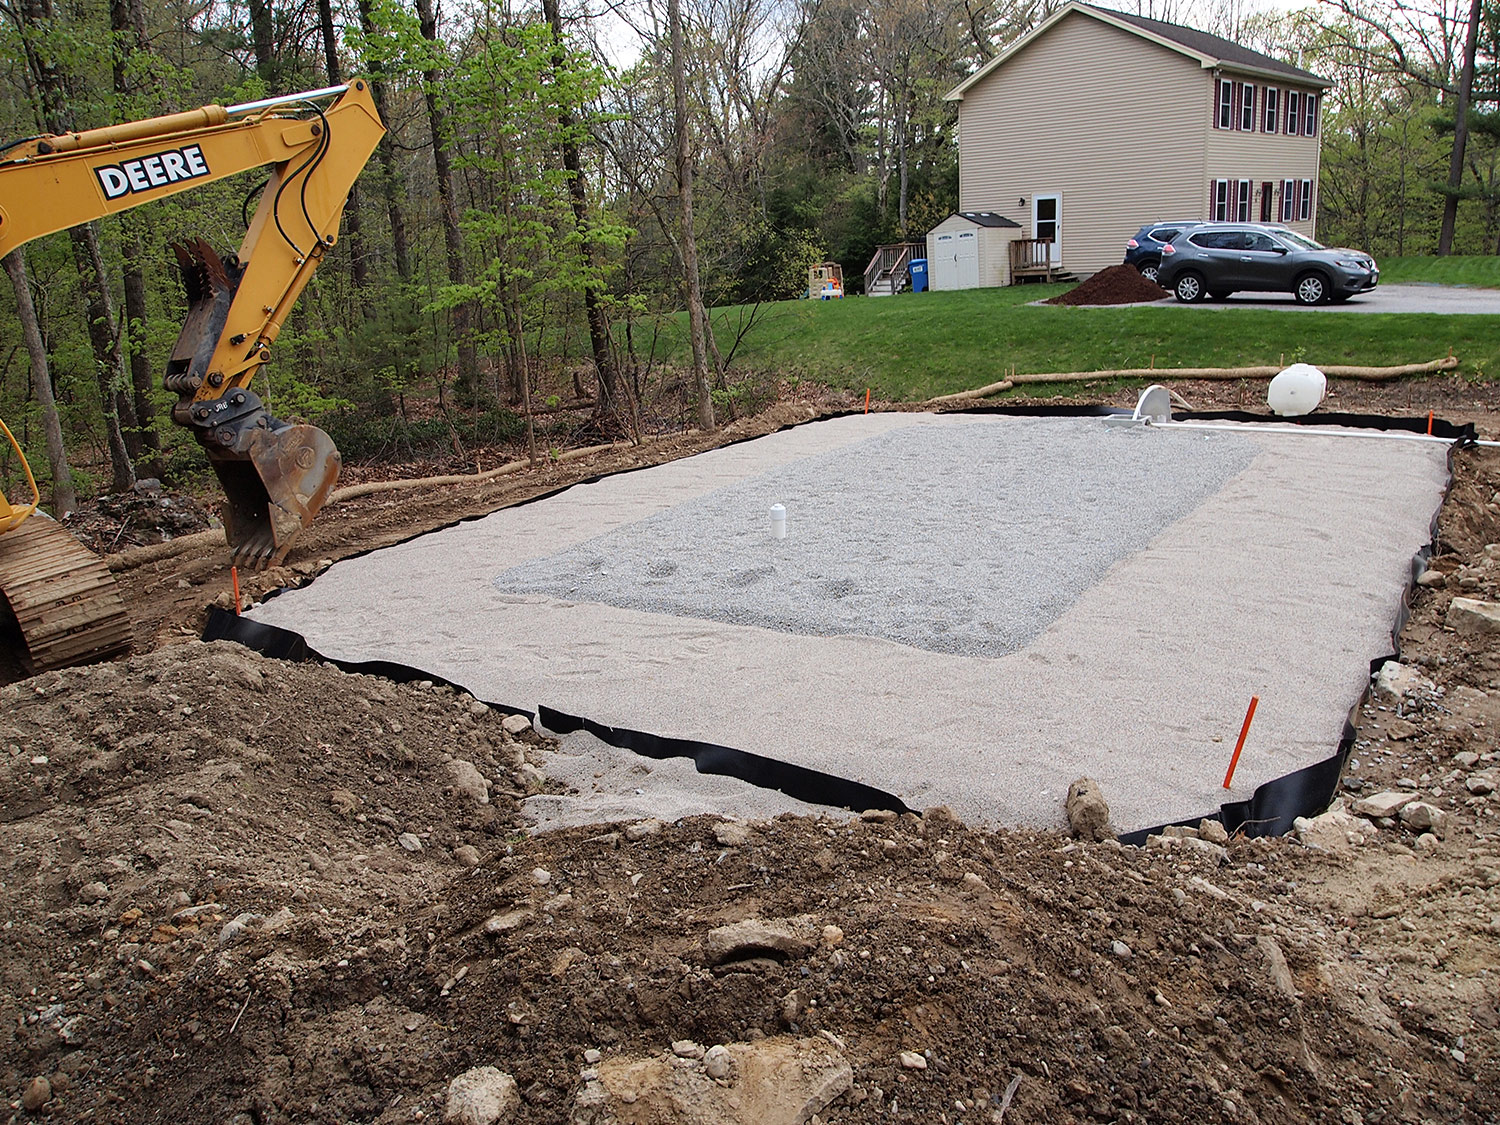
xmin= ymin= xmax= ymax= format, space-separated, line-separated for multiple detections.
xmin=1152 ymin=283 xmax=1500 ymax=314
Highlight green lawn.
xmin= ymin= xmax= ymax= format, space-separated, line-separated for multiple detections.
xmin=704 ymin=285 xmax=1499 ymax=401
xmin=1378 ymin=256 xmax=1500 ymax=288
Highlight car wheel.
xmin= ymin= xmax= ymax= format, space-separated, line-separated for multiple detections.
xmin=1137 ymin=260 xmax=1161 ymax=285
xmin=1294 ymin=272 xmax=1329 ymax=305
xmin=1173 ymin=271 xmax=1205 ymax=303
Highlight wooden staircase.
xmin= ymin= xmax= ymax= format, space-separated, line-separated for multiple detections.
xmin=864 ymin=242 xmax=925 ymax=297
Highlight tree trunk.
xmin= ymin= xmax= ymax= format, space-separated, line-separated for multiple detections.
xmin=356 ymin=0 xmax=412 ymax=282
xmin=1438 ymin=0 xmax=1482 ymax=255
xmin=19 ymin=0 xmax=135 ymax=492
xmin=248 ymin=0 xmax=278 ymax=86
xmin=542 ymin=0 xmax=633 ymax=439
xmin=112 ymin=0 xmax=163 ymax=477
xmin=68 ymin=226 xmax=139 ymax=491
xmin=317 ymin=0 xmax=367 ymax=291
xmin=3 ymin=250 xmax=78 ymax=515
xmin=669 ymin=0 xmax=715 ymax=432
xmin=120 ymin=229 xmax=163 ymax=476
xmin=415 ymin=0 xmax=476 ymax=389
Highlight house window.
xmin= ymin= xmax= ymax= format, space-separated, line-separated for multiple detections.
xmin=1211 ymin=178 xmax=1230 ymax=221
xmin=1260 ymin=181 xmax=1273 ymax=221
xmin=1240 ymin=83 xmax=1256 ymax=131
xmin=1264 ymin=88 xmax=1279 ymax=133
xmin=1281 ymin=179 xmax=1296 ymax=222
xmin=1286 ymin=90 xmax=1300 ymax=135
xmin=1304 ymin=94 xmax=1318 ymax=136
xmin=1217 ymin=79 xmax=1233 ymax=129
xmin=1299 ymin=178 xmax=1313 ymax=221
xmin=1236 ymin=179 xmax=1252 ymax=221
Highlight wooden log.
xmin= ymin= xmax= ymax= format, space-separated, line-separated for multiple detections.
xmin=930 ymin=355 xmax=1460 ymax=404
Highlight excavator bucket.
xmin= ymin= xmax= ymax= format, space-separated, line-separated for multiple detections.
xmin=209 ymin=420 xmax=341 ymax=570
xmin=167 ymin=239 xmax=341 ymax=570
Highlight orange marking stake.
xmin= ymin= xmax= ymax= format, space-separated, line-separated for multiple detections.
xmin=1222 ymin=695 xmax=1259 ymax=789
xmin=1427 ymin=410 xmax=1434 ymax=436
xmin=231 ymin=565 xmax=241 ymax=616
xmin=865 ymin=387 xmax=871 ymax=414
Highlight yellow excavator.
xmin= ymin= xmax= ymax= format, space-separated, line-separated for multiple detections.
xmin=0 ymin=82 xmax=383 ymax=676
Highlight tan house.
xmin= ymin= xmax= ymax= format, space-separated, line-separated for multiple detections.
xmin=940 ymin=2 xmax=1330 ymax=283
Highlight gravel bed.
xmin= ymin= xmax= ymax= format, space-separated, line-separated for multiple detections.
xmin=494 ymin=419 xmax=1258 ymax=657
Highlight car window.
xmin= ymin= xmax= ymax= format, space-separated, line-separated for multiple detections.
xmin=1190 ymin=231 xmax=1235 ymax=249
xmin=1245 ymin=233 xmax=1279 ymax=252
xmin=1148 ymin=227 xmax=1181 ymax=243
xmin=1278 ymin=230 xmax=1325 ymax=251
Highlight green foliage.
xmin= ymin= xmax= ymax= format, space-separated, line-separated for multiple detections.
xmin=733 ymin=225 xmax=829 ymax=303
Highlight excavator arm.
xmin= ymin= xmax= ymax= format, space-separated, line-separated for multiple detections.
xmin=0 ymin=82 xmax=384 ymax=567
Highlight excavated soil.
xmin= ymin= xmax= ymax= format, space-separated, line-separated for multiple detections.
xmin=1046 ymin=265 xmax=1170 ymax=306
xmin=2 ymin=378 xmax=1499 ymax=1124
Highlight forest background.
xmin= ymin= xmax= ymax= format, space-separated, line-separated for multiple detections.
xmin=1 ymin=0 xmax=1498 ymax=503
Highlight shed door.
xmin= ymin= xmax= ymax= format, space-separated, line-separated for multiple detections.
xmin=931 ymin=231 xmax=958 ymax=290
xmin=1033 ymin=194 xmax=1060 ymax=265
xmin=955 ymin=230 xmax=980 ymax=288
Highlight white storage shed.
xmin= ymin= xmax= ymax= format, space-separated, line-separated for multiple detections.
xmin=927 ymin=211 xmax=1022 ymax=290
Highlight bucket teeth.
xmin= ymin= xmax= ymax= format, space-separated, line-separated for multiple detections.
xmin=174 ymin=238 xmax=231 ymax=304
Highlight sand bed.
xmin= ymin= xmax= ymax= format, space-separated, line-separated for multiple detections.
xmin=249 ymin=414 xmax=1450 ymax=833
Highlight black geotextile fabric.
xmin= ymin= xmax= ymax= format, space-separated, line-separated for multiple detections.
xmin=201 ymin=608 xmax=912 ymax=815
xmin=538 ymin=706 xmax=912 ymax=815
xmin=218 ymin=406 xmax=1469 ymax=840
xmin=202 ymin=607 xmax=534 ymax=720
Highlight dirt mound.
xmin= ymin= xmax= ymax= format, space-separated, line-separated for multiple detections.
xmin=1046 ymin=263 xmax=1169 ymax=306
xmin=66 ymin=482 xmax=213 ymax=555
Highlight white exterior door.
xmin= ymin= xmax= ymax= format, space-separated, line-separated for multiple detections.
xmin=955 ymin=230 xmax=980 ymax=288
xmin=931 ymin=231 xmax=958 ymax=290
xmin=1033 ymin=194 xmax=1061 ymax=265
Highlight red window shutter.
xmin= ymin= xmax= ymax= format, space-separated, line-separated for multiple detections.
xmin=1213 ymin=79 xmax=1221 ymax=128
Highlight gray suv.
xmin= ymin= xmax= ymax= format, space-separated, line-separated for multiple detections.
xmin=1157 ymin=223 xmax=1378 ymax=305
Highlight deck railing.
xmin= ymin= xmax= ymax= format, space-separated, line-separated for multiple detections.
xmin=1009 ymin=238 xmax=1056 ymax=280
xmin=863 ymin=241 xmax=926 ymax=294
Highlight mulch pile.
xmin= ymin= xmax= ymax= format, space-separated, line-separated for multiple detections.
xmin=1046 ymin=263 xmax=1169 ymax=306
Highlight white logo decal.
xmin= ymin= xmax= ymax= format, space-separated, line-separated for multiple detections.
xmin=95 ymin=144 xmax=210 ymax=200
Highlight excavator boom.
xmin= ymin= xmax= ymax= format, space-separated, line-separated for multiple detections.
xmin=0 ymin=81 xmax=384 ymax=568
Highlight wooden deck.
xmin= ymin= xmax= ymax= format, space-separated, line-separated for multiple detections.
xmin=1009 ymin=237 xmax=1058 ymax=282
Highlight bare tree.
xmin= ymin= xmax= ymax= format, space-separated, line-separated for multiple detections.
xmin=544 ymin=0 xmax=636 ymax=438
xmin=3 ymin=250 xmax=78 ymax=515
xmin=356 ymin=0 xmax=413 ymax=282
xmin=9 ymin=0 xmax=136 ymax=492
xmin=669 ymin=0 xmax=715 ymax=430
xmin=414 ymin=0 xmax=477 ymax=391
xmin=1437 ymin=0 xmax=1482 ymax=254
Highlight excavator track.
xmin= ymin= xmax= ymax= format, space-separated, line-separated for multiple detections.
xmin=0 ymin=516 xmax=131 ymax=682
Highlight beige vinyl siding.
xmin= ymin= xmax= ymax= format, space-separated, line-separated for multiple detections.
xmin=1204 ymin=82 xmax=1322 ymax=237
xmin=957 ymin=11 xmax=1209 ymax=275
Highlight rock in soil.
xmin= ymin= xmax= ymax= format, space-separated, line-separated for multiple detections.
xmin=1065 ymin=776 xmax=1113 ymax=841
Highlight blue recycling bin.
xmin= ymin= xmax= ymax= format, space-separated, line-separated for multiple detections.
xmin=909 ymin=258 xmax=928 ymax=292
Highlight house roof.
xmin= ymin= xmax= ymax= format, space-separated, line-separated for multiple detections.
xmin=946 ymin=2 xmax=1328 ymax=101
xmin=953 ymin=211 xmax=1021 ymax=228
